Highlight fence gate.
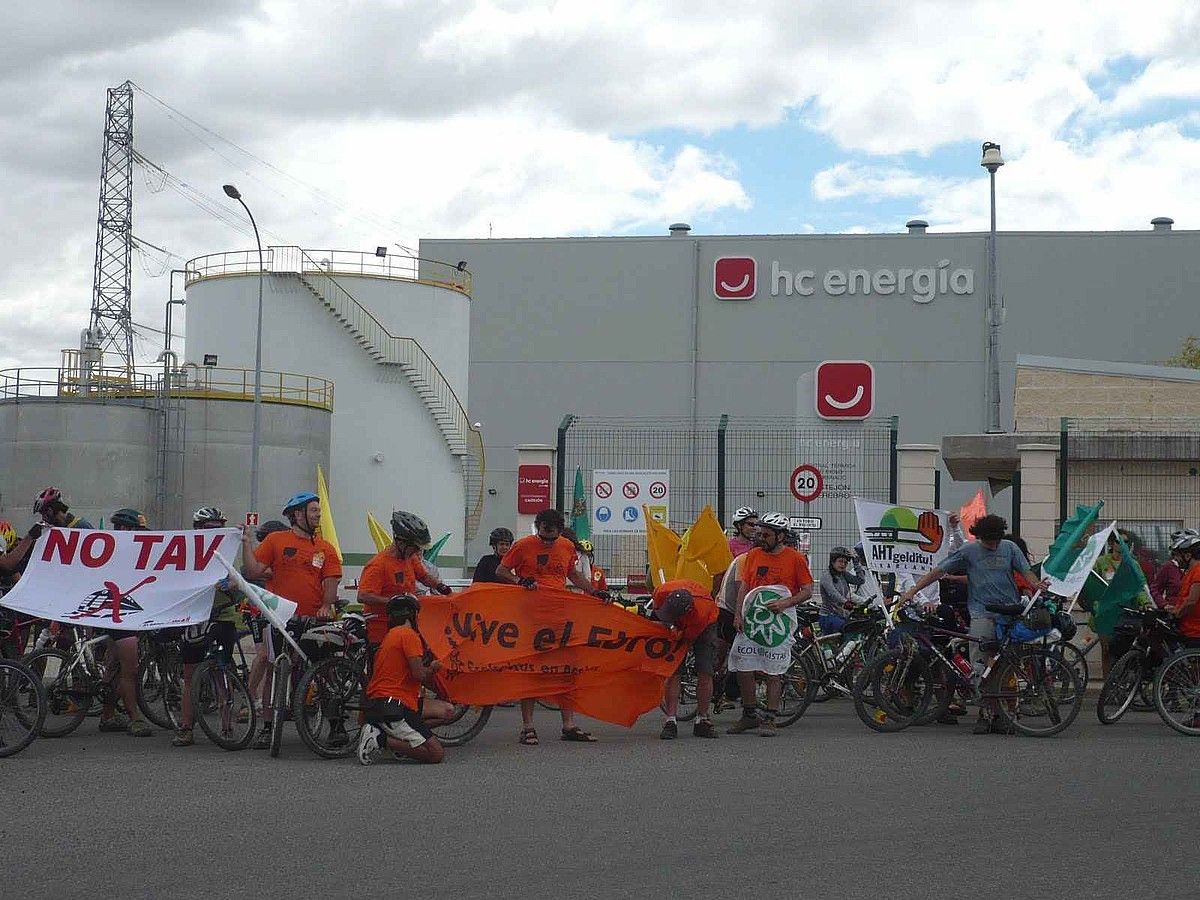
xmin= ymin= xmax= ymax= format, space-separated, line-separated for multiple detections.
xmin=557 ymin=414 xmax=896 ymax=580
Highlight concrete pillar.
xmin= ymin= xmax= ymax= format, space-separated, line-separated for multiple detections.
xmin=896 ymin=444 xmax=940 ymax=509
xmin=515 ymin=444 xmax=556 ymax=538
xmin=1018 ymin=444 xmax=1059 ymax=560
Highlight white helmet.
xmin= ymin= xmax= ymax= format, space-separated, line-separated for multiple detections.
xmin=732 ymin=507 xmax=758 ymax=525
xmin=1171 ymin=532 xmax=1200 ymax=553
xmin=759 ymin=512 xmax=790 ymax=532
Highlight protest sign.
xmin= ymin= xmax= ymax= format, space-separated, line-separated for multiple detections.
xmin=854 ymin=499 xmax=952 ymax=576
xmin=1 ymin=527 xmax=239 ymax=630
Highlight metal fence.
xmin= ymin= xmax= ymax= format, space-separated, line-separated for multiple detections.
xmin=1061 ymin=417 xmax=1200 ymax=563
xmin=557 ymin=415 xmax=897 ymax=579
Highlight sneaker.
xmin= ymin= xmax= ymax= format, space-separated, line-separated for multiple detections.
xmin=727 ymin=713 xmax=760 ymax=735
xmin=972 ymin=714 xmax=993 ymax=735
xmin=356 ymin=724 xmax=381 ymax=766
xmin=128 ymin=718 xmax=154 ymax=738
xmin=171 ymin=727 xmax=194 ymax=747
xmin=758 ymin=718 xmax=777 ymax=737
xmin=253 ymin=725 xmax=273 ymax=749
xmin=99 ymin=713 xmax=131 ymax=733
xmin=659 ymin=720 xmax=678 ymax=740
xmin=692 ymin=719 xmax=719 ymax=739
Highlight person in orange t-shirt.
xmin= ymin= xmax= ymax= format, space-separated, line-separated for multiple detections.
xmin=496 ymin=508 xmax=608 ymax=745
xmin=729 ymin=512 xmax=814 ymax=737
xmin=359 ymin=511 xmax=452 ymax=648
xmin=652 ymin=579 xmax=720 ymax=740
xmin=357 ymin=595 xmax=455 ymax=765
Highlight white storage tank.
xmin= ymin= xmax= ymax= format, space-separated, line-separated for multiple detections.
xmin=183 ymin=247 xmax=479 ymax=570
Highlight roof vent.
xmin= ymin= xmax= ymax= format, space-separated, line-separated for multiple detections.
xmin=668 ymin=222 xmax=691 ymax=237
xmin=1151 ymin=216 xmax=1174 ymax=232
xmin=905 ymin=219 xmax=928 ymax=235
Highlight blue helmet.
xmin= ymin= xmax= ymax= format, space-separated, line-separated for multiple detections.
xmin=282 ymin=491 xmax=319 ymax=515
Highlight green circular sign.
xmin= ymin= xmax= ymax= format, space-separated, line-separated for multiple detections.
xmin=743 ymin=586 xmax=792 ymax=648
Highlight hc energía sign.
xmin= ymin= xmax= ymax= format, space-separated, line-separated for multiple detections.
xmin=714 ymin=256 xmax=975 ymax=305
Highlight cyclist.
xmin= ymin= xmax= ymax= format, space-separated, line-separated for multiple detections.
xmin=653 ymin=579 xmax=720 ymax=739
xmin=1153 ymin=530 xmax=1198 ymax=611
xmin=496 ymin=507 xmax=608 ymax=745
xmin=0 ymin=519 xmax=25 ymax=585
xmin=241 ymin=491 xmax=343 ymax=749
xmin=728 ymin=511 xmax=814 ymax=737
xmin=172 ymin=506 xmax=244 ymax=748
xmin=358 ymin=511 xmax=452 ymax=650
xmin=243 ymin=519 xmax=291 ymax=720
xmin=728 ymin=507 xmax=759 ymax=557
xmin=578 ymin=539 xmax=608 ymax=593
xmin=472 ymin=527 xmax=514 ymax=583
xmin=100 ymin=508 xmax=153 ymax=737
xmin=818 ymin=546 xmax=863 ymax=635
xmin=356 ymin=594 xmax=454 ymax=765
xmin=33 ymin=487 xmax=93 ymax=529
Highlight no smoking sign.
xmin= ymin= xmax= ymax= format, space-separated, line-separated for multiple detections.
xmin=790 ymin=464 xmax=824 ymax=503
xmin=622 ymin=482 xmax=640 ymax=499
xmin=595 ymin=481 xmax=613 ymax=499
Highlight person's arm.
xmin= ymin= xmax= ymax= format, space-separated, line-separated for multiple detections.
xmin=1174 ymin=582 xmax=1200 ymax=620
xmin=900 ymin=567 xmax=946 ymax=602
xmin=408 ymin=654 xmax=442 ymax=686
xmin=767 ymin=582 xmax=813 ymax=612
xmin=318 ymin=576 xmax=339 ymax=619
xmin=1150 ymin=566 xmax=1168 ymax=604
xmin=416 ymin=561 xmax=452 ymax=595
xmin=240 ymin=529 xmax=269 ymax=581
xmin=494 ymin=563 xmax=529 ymax=587
xmin=733 ymin=581 xmax=749 ymax=632
xmin=568 ymin=564 xmax=606 ymax=599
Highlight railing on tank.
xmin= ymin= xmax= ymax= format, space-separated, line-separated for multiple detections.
xmin=184 ymin=246 xmax=471 ymax=295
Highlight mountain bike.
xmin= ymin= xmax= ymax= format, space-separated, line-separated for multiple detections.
xmin=1096 ymin=607 xmax=1182 ymax=725
xmin=183 ymin=624 xmax=258 ymax=750
xmin=24 ymin=631 xmax=134 ymax=737
xmin=1151 ymin=646 xmax=1200 ymax=736
xmin=0 ymin=657 xmax=46 ymax=757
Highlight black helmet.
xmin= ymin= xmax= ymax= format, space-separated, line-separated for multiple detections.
xmin=386 ymin=593 xmax=421 ymax=623
xmin=391 ymin=510 xmax=432 ymax=549
xmin=489 ymin=527 xmax=514 ymax=547
xmin=256 ymin=519 xmax=290 ymax=541
xmin=111 ymin=508 xmax=147 ymax=530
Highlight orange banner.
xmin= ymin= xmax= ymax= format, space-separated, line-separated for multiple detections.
xmin=421 ymin=584 xmax=686 ymax=727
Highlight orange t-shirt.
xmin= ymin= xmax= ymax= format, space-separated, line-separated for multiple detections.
xmin=501 ymin=535 xmax=578 ymax=589
xmin=590 ymin=566 xmax=608 ymax=592
xmin=358 ymin=550 xmax=432 ymax=644
xmin=742 ymin=546 xmax=813 ymax=595
xmin=366 ymin=624 xmax=425 ymax=709
xmin=652 ymin=578 xmax=719 ymax=641
xmin=1177 ymin=564 xmax=1200 ymax=639
xmin=254 ymin=530 xmax=342 ymax=617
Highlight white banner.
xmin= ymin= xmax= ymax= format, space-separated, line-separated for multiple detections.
xmin=591 ymin=469 xmax=669 ymax=535
xmin=854 ymin=498 xmax=952 ymax=577
xmin=1044 ymin=522 xmax=1116 ymax=600
xmin=728 ymin=585 xmax=797 ymax=675
xmin=0 ymin=527 xmax=240 ymax=631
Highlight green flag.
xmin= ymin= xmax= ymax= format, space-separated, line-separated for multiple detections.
xmin=423 ymin=532 xmax=451 ymax=564
xmin=1092 ymin=534 xmax=1150 ymax=636
xmin=1042 ymin=501 xmax=1104 ymax=580
xmin=571 ymin=467 xmax=590 ymax=541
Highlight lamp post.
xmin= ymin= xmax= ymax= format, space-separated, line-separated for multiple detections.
xmin=223 ymin=184 xmax=265 ymax=518
xmin=981 ymin=141 xmax=1005 ymax=433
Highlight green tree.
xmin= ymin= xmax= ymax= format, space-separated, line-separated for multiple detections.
xmin=1167 ymin=335 xmax=1200 ymax=369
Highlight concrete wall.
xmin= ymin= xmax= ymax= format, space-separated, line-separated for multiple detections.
xmin=183 ymin=270 xmax=469 ymax=563
xmin=1016 ymin=364 xmax=1200 ymax=432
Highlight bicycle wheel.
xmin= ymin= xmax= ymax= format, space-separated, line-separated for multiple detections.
xmin=269 ymin=654 xmax=291 ymax=758
xmin=993 ymin=647 xmax=1083 ymax=737
xmin=911 ymin=665 xmax=955 ymax=727
xmin=430 ymin=701 xmax=492 ymax=747
xmin=1096 ymin=649 xmax=1144 ymax=725
xmin=1152 ymin=649 xmax=1200 ymax=736
xmin=776 ymin=646 xmax=819 ymax=727
xmin=853 ymin=647 xmax=930 ymax=733
xmin=659 ymin=648 xmax=699 ymax=722
xmin=191 ymin=660 xmax=256 ymax=751
xmin=0 ymin=659 xmax=46 ymax=757
xmin=1048 ymin=641 xmax=1089 ymax=693
xmin=138 ymin=646 xmax=182 ymax=730
xmin=293 ymin=657 xmax=363 ymax=759
xmin=23 ymin=649 xmax=88 ymax=738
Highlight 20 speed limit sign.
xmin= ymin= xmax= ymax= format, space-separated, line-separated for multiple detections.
xmin=790 ymin=465 xmax=824 ymax=503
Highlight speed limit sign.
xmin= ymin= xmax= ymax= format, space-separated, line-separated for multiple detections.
xmin=790 ymin=465 xmax=824 ymax=503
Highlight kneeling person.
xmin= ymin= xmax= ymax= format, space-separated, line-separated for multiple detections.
xmin=654 ymin=579 xmax=720 ymax=740
xmin=357 ymin=594 xmax=453 ymax=765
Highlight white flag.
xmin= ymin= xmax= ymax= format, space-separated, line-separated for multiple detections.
xmin=1043 ymin=522 xmax=1116 ymax=600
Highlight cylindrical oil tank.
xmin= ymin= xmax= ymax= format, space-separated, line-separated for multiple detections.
xmin=183 ymin=250 xmax=471 ymax=568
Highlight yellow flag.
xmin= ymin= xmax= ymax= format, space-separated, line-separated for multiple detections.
xmin=643 ymin=506 xmax=681 ymax=589
xmin=315 ymin=464 xmax=342 ymax=562
xmin=678 ymin=505 xmax=734 ymax=580
xmin=366 ymin=512 xmax=391 ymax=553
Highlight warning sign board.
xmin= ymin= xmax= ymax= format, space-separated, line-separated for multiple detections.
xmin=593 ymin=469 xmax=669 ymax=535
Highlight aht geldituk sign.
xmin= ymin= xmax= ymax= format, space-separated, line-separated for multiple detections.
xmin=713 ymin=255 xmax=975 ymax=305
xmin=0 ymin=527 xmax=240 ymax=630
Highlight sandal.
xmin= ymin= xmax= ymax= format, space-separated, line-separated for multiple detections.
xmin=560 ymin=726 xmax=597 ymax=743
xmin=518 ymin=727 xmax=539 ymax=746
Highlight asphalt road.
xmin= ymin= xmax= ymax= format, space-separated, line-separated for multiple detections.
xmin=3 ymin=700 xmax=1195 ymax=900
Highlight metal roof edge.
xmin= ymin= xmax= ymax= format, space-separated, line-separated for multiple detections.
xmin=1016 ymin=354 xmax=1200 ymax=383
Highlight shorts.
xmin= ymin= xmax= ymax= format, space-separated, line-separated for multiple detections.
xmin=100 ymin=629 xmax=138 ymax=645
xmin=687 ymin=623 xmax=719 ymax=677
xmin=717 ymin=608 xmax=736 ymax=644
xmin=365 ymin=697 xmax=433 ymax=748
xmin=180 ymin=621 xmax=238 ymax=665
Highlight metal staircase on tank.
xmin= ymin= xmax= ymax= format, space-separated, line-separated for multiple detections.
xmin=283 ymin=248 xmax=484 ymax=539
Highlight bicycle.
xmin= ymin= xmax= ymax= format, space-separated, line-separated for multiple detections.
xmin=24 ymin=630 xmax=141 ymax=737
xmin=1151 ymin=646 xmax=1200 ymax=736
xmin=1096 ymin=606 xmax=1183 ymax=725
xmin=181 ymin=624 xmax=258 ymax=750
xmin=0 ymin=656 xmax=46 ymax=757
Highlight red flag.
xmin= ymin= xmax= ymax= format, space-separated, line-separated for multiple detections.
xmin=958 ymin=489 xmax=987 ymax=542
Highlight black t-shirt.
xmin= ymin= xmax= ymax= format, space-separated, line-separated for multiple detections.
xmin=472 ymin=553 xmax=504 ymax=584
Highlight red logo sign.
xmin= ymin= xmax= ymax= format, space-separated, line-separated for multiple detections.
xmin=594 ymin=481 xmax=612 ymax=499
xmin=713 ymin=256 xmax=757 ymax=300
xmin=245 ymin=512 xmax=260 ymax=527
xmin=790 ymin=465 xmax=824 ymax=503
xmin=517 ymin=464 xmax=552 ymax=514
xmin=622 ymin=482 xmax=640 ymax=499
xmin=815 ymin=360 xmax=875 ymax=419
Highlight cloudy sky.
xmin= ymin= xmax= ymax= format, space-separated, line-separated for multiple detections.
xmin=3 ymin=0 xmax=1198 ymax=369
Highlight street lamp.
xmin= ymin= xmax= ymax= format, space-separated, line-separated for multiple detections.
xmin=981 ymin=142 xmax=1005 ymax=433
xmin=223 ymin=183 xmax=265 ymax=518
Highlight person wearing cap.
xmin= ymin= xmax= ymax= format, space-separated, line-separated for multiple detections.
xmin=819 ymin=546 xmax=863 ymax=635
xmin=652 ymin=578 xmax=720 ymax=740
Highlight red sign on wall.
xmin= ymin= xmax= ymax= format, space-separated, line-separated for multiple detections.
xmin=517 ymin=465 xmax=552 ymax=514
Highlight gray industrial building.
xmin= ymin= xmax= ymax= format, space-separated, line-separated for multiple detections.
xmin=423 ymin=218 xmax=1198 ymax=565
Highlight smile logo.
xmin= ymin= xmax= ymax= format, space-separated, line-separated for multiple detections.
xmin=815 ymin=360 xmax=874 ymax=419
xmin=743 ymin=587 xmax=791 ymax=648
xmin=713 ymin=256 xmax=757 ymax=300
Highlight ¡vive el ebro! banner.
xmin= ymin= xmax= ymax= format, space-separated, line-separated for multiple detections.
xmin=0 ymin=527 xmax=240 ymax=630
xmin=421 ymin=584 xmax=686 ymax=727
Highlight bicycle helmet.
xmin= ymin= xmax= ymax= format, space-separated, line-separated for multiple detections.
xmin=657 ymin=588 xmax=695 ymax=626
xmin=732 ymin=507 xmax=758 ymax=526
xmin=0 ymin=520 xmax=17 ymax=553
xmin=391 ymin=510 xmax=432 ymax=549
xmin=488 ymin=527 xmax=515 ymax=547
xmin=282 ymin=491 xmax=319 ymax=515
xmin=255 ymin=519 xmax=290 ymax=541
xmin=759 ymin=512 xmax=790 ymax=532
xmin=1170 ymin=529 xmax=1200 ymax=552
xmin=1173 ymin=534 xmax=1200 ymax=554
xmin=193 ymin=506 xmax=226 ymax=527
xmin=111 ymin=508 xmax=147 ymax=530
xmin=578 ymin=539 xmax=594 ymax=554
xmin=33 ymin=487 xmax=63 ymax=514
xmin=829 ymin=546 xmax=854 ymax=565
xmin=386 ymin=593 xmax=421 ymax=624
